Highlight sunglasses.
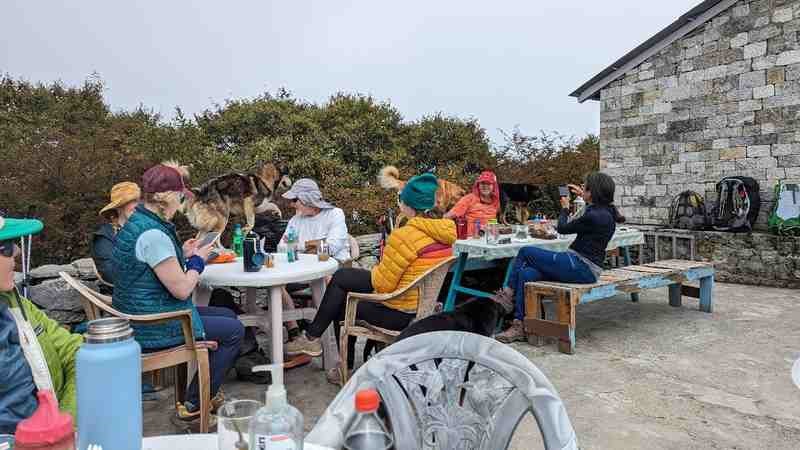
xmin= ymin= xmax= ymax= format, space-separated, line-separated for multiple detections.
xmin=0 ymin=239 xmax=17 ymax=258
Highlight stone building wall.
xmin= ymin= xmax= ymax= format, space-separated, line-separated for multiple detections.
xmin=599 ymin=0 xmax=800 ymax=229
xmin=635 ymin=228 xmax=800 ymax=289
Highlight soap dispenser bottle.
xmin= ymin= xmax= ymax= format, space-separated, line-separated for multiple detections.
xmin=249 ymin=364 xmax=303 ymax=450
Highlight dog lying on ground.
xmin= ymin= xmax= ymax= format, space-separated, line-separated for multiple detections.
xmin=378 ymin=165 xmax=465 ymax=226
xmin=395 ymin=288 xmax=514 ymax=342
xmin=185 ymin=162 xmax=291 ymax=237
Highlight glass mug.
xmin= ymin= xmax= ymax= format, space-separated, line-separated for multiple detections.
xmin=318 ymin=242 xmax=331 ymax=261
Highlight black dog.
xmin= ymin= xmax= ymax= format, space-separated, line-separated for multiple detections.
xmin=396 ymin=289 xmax=514 ymax=342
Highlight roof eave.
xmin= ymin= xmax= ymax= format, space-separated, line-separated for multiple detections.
xmin=569 ymin=0 xmax=737 ymax=103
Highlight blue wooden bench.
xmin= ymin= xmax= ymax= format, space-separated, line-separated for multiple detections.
xmin=523 ymin=259 xmax=714 ymax=354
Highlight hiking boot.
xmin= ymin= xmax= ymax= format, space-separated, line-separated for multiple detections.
xmin=284 ymin=332 xmax=323 ymax=357
xmin=325 ymin=365 xmax=352 ymax=386
xmin=492 ymin=287 xmax=515 ymax=315
xmin=496 ymin=319 xmax=526 ymax=343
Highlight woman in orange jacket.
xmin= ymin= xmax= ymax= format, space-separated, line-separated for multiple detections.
xmin=444 ymin=170 xmax=500 ymax=235
xmin=286 ymin=173 xmax=456 ymax=379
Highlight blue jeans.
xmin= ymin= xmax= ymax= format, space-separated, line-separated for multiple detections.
xmin=508 ymin=247 xmax=597 ymax=320
xmin=186 ymin=306 xmax=244 ymax=408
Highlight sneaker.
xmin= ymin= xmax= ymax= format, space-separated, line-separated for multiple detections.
xmin=211 ymin=389 xmax=225 ymax=412
xmin=172 ymin=404 xmax=217 ymax=429
xmin=284 ymin=332 xmax=323 ymax=357
xmin=496 ymin=319 xmax=526 ymax=343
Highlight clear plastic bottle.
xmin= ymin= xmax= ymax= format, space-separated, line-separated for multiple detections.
xmin=343 ymin=389 xmax=393 ymax=450
xmin=286 ymin=228 xmax=298 ymax=263
xmin=233 ymin=224 xmax=244 ymax=257
xmin=249 ymin=364 xmax=303 ymax=450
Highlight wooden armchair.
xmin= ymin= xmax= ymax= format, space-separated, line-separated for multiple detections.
xmin=339 ymin=256 xmax=456 ymax=384
xmin=59 ymin=272 xmax=216 ymax=433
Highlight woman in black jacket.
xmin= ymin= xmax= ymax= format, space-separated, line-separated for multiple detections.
xmin=497 ymin=172 xmax=625 ymax=343
xmin=90 ymin=182 xmax=141 ymax=291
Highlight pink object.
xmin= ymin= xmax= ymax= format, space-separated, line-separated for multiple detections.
xmin=15 ymin=390 xmax=75 ymax=450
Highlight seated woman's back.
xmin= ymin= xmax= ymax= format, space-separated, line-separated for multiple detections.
xmin=372 ymin=215 xmax=456 ymax=313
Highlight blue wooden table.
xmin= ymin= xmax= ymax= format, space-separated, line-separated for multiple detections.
xmin=443 ymin=228 xmax=646 ymax=311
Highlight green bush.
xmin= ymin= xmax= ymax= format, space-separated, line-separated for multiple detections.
xmin=0 ymin=77 xmax=494 ymax=264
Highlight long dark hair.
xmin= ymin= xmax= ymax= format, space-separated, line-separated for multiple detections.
xmin=584 ymin=172 xmax=626 ymax=224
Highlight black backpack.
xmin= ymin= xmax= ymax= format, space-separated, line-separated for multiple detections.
xmin=711 ymin=176 xmax=760 ymax=232
xmin=670 ymin=191 xmax=709 ymax=230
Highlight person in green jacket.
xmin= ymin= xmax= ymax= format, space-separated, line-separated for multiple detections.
xmin=0 ymin=215 xmax=82 ymax=434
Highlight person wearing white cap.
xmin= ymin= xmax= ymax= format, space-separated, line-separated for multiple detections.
xmin=277 ymin=178 xmax=350 ymax=262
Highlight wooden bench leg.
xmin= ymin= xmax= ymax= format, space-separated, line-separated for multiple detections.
xmin=699 ymin=275 xmax=714 ymax=313
xmin=668 ymin=283 xmax=682 ymax=307
xmin=524 ymin=286 xmax=544 ymax=346
xmin=556 ymin=291 xmax=576 ymax=355
xmin=622 ymin=246 xmax=640 ymax=303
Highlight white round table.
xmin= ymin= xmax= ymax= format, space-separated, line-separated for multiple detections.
xmin=142 ymin=433 xmax=333 ymax=449
xmin=193 ymin=253 xmax=339 ymax=383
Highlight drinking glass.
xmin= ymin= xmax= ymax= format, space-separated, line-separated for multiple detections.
xmin=218 ymin=399 xmax=262 ymax=450
xmin=515 ymin=224 xmax=529 ymax=240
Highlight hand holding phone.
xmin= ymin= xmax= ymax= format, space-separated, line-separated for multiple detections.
xmin=197 ymin=231 xmax=221 ymax=249
xmin=558 ymin=185 xmax=570 ymax=197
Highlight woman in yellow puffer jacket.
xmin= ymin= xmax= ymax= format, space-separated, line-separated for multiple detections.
xmin=285 ymin=173 xmax=456 ymax=377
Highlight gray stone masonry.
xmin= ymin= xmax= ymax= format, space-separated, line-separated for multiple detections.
xmin=599 ymin=0 xmax=800 ymax=229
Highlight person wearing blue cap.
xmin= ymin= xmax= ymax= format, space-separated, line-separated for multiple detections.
xmin=0 ymin=214 xmax=83 ymax=434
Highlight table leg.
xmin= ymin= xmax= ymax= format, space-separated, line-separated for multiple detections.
xmin=246 ymin=287 xmax=258 ymax=314
xmin=502 ymin=257 xmax=516 ymax=287
xmin=269 ymin=286 xmax=284 ymax=387
xmin=444 ymin=252 xmax=468 ymax=312
xmin=622 ymin=246 xmax=640 ymax=303
xmin=311 ymin=278 xmax=338 ymax=371
xmin=193 ymin=284 xmax=212 ymax=307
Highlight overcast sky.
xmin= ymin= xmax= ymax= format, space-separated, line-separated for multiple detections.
xmin=2 ymin=0 xmax=700 ymax=144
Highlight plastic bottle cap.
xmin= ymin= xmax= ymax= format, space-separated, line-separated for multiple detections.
xmin=354 ymin=389 xmax=380 ymax=413
xmin=14 ymin=390 xmax=73 ymax=445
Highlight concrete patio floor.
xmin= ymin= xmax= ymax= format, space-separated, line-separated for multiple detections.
xmin=143 ymin=282 xmax=800 ymax=449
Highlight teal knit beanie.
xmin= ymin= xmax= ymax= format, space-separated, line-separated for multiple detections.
xmin=399 ymin=173 xmax=439 ymax=211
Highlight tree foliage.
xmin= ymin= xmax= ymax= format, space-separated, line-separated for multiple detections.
xmin=0 ymin=76 xmax=495 ymax=263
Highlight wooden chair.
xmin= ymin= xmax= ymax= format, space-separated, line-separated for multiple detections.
xmin=89 ymin=260 xmax=163 ymax=387
xmin=339 ymin=256 xmax=456 ymax=384
xmin=307 ymin=331 xmax=578 ymax=450
xmin=59 ymin=272 xmax=216 ymax=432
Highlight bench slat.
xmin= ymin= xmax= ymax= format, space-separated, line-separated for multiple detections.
xmin=644 ymin=259 xmax=714 ymax=271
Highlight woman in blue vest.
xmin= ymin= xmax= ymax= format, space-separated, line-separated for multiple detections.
xmin=112 ymin=162 xmax=244 ymax=423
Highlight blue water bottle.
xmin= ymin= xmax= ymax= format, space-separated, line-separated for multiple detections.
xmin=77 ymin=318 xmax=142 ymax=450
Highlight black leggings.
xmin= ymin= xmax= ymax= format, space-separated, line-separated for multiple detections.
xmin=307 ymin=268 xmax=414 ymax=367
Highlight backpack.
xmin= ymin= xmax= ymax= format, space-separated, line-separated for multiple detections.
xmin=669 ymin=191 xmax=709 ymax=230
xmin=710 ymin=176 xmax=760 ymax=232
xmin=768 ymin=180 xmax=800 ymax=236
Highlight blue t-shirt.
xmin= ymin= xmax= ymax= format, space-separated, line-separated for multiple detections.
xmin=0 ymin=304 xmax=38 ymax=434
xmin=135 ymin=229 xmax=177 ymax=268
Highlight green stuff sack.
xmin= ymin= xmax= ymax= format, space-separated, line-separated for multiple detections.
xmin=768 ymin=180 xmax=800 ymax=236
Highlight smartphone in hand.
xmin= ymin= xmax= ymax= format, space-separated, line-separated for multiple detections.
xmin=197 ymin=231 xmax=221 ymax=249
xmin=558 ymin=185 xmax=570 ymax=197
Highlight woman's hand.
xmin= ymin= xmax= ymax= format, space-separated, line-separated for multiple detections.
xmin=194 ymin=242 xmax=214 ymax=261
xmin=559 ymin=196 xmax=571 ymax=209
xmin=182 ymin=238 xmax=198 ymax=257
xmin=567 ymin=183 xmax=584 ymax=197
